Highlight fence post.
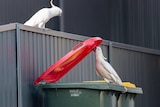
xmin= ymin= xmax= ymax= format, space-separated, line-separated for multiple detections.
xmin=108 ymin=42 xmax=113 ymax=65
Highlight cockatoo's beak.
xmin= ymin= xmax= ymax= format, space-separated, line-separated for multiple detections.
xmin=93 ymin=47 xmax=107 ymax=60
xmin=93 ymin=48 xmax=96 ymax=52
xmin=59 ymin=10 xmax=62 ymax=16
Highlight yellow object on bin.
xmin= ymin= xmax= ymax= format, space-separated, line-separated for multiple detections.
xmin=122 ymin=82 xmax=136 ymax=88
xmin=83 ymin=80 xmax=136 ymax=88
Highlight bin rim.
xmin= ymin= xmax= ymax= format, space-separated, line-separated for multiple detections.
xmin=125 ymin=87 xmax=143 ymax=94
xmin=37 ymin=82 xmax=143 ymax=94
xmin=37 ymin=82 xmax=127 ymax=92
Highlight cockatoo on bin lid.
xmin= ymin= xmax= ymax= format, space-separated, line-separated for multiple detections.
xmin=94 ymin=46 xmax=123 ymax=85
xmin=24 ymin=0 xmax=62 ymax=28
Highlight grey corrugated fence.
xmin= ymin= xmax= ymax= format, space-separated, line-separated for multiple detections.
xmin=0 ymin=23 xmax=160 ymax=107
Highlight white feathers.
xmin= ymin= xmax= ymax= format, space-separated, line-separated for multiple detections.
xmin=24 ymin=0 xmax=62 ymax=28
xmin=94 ymin=47 xmax=122 ymax=85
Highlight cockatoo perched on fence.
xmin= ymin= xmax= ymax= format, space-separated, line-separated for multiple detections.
xmin=24 ymin=0 xmax=62 ymax=28
xmin=94 ymin=47 xmax=123 ymax=85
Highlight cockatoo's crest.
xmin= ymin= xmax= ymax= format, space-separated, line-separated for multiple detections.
xmin=50 ymin=0 xmax=55 ymax=7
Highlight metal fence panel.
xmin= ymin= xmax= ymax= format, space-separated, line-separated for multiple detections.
xmin=0 ymin=30 xmax=17 ymax=107
xmin=0 ymin=23 xmax=160 ymax=107
xmin=18 ymin=25 xmax=109 ymax=107
xmin=111 ymin=45 xmax=160 ymax=107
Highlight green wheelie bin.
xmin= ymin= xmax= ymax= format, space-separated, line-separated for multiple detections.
xmin=38 ymin=82 xmax=142 ymax=107
xmin=38 ymin=82 xmax=126 ymax=107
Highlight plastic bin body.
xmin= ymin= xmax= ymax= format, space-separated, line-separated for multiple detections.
xmin=118 ymin=93 xmax=136 ymax=107
xmin=118 ymin=87 xmax=143 ymax=107
xmin=45 ymin=89 xmax=100 ymax=107
xmin=39 ymin=83 xmax=125 ymax=107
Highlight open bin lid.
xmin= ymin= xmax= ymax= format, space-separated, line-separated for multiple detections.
xmin=34 ymin=37 xmax=103 ymax=85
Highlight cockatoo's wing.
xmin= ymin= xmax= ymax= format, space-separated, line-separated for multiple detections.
xmin=99 ymin=57 xmax=122 ymax=84
xmin=24 ymin=8 xmax=50 ymax=27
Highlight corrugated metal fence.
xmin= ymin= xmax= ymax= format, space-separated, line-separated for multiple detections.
xmin=0 ymin=23 xmax=160 ymax=107
xmin=0 ymin=25 xmax=17 ymax=107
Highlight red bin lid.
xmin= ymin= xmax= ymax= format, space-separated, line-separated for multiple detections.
xmin=34 ymin=37 xmax=103 ymax=85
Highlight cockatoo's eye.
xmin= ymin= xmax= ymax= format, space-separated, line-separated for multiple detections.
xmin=97 ymin=48 xmax=101 ymax=51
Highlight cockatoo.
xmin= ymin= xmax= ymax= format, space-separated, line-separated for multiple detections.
xmin=24 ymin=0 xmax=62 ymax=28
xmin=94 ymin=47 xmax=123 ymax=85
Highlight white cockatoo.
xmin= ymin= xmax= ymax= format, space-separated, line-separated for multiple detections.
xmin=24 ymin=0 xmax=62 ymax=28
xmin=94 ymin=47 xmax=123 ymax=85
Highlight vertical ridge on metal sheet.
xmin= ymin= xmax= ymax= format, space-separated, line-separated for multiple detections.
xmin=16 ymin=24 xmax=23 ymax=107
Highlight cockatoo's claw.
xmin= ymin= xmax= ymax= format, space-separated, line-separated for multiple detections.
xmin=43 ymin=28 xmax=52 ymax=31
xmin=122 ymin=87 xmax=128 ymax=93
xmin=104 ymin=78 xmax=110 ymax=83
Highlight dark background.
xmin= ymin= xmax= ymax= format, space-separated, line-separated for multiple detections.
xmin=0 ymin=1 xmax=160 ymax=107
xmin=0 ymin=0 xmax=160 ymax=50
